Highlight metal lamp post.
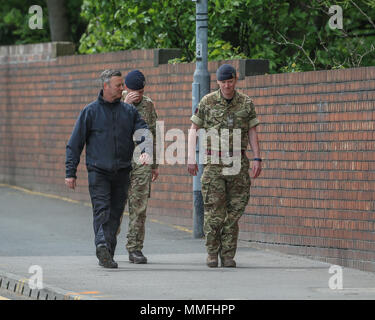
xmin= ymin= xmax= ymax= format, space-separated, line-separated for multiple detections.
xmin=192 ymin=0 xmax=210 ymax=238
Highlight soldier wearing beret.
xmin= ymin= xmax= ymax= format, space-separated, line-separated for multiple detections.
xmin=120 ymin=70 xmax=159 ymax=264
xmin=188 ymin=64 xmax=262 ymax=268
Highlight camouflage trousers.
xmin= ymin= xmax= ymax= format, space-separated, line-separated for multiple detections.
xmin=125 ymin=163 xmax=152 ymax=252
xmin=201 ymin=157 xmax=250 ymax=259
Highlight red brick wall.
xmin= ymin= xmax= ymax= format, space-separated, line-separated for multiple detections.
xmin=0 ymin=44 xmax=374 ymax=272
xmin=237 ymin=69 xmax=375 ymax=272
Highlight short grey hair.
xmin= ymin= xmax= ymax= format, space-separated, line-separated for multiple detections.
xmin=100 ymin=69 xmax=122 ymax=87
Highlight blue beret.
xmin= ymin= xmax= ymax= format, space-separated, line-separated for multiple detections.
xmin=125 ymin=70 xmax=146 ymax=90
xmin=216 ymin=64 xmax=236 ymax=81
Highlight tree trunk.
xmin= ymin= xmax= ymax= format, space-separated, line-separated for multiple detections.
xmin=47 ymin=0 xmax=71 ymax=41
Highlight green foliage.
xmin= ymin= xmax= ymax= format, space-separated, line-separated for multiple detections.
xmin=79 ymin=0 xmax=195 ymax=59
xmin=0 ymin=0 xmax=49 ymax=45
xmin=208 ymin=40 xmax=247 ymax=61
xmin=65 ymin=0 xmax=87 ymax=45
xmin=2 ymin=0 xmax=374 ymax=73
xmin=0 ymin=0 xmax=86 ymax=48
xmin=281 ymin=62 xmax=303 ymax=73
xmin=168 ymin=56 xmax=189 ymax=64
xmin=78 ymin=0 xmax=375 ymax=73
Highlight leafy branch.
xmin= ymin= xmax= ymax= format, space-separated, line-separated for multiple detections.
xmin=272 ymin=32 xmax=317 ymax=70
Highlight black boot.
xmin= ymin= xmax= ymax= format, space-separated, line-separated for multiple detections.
xmin=96 ymin=245 xmax=118 ymax=268
xmin=129 ymin=251 xmax=147 ymax=264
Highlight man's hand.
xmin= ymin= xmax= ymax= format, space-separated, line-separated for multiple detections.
xmin=65 ymin=177 xmax=76 ymax=190
xmin=139 ymin=153 xmax=151 ymax=165
xmin=187 ymin=163 xmax=199 ymax=176
xmin=187 ymin=123 xmax=199 ymax=176
xmin=248 ymin=126 xmax=262 ymax=179
xmin=251 ymin=160 xmax=262 ymax=179
xmin=152 ymin=168 xmax=159 ymax=182
xmin=123 ymin=91 xmax=141 ymax=104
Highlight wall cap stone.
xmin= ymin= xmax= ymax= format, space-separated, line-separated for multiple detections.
xmin=153 ymin=48 xmax=182 ymax=66
xmin=0 ymin=42 xmax=75 ymax=64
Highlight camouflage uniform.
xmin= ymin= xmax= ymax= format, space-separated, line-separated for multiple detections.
xmin=122 ymin=95 xmax=158 ymax=252
xmin=190 ymin=89 xmax=259 ymax=259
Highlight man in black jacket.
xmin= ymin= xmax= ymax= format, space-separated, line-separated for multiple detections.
xmin=65 ymin=69 xmax=151 ymax=268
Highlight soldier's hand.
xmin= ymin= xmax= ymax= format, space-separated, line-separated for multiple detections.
xmin=123 ymin=91 xmax=141 ymax=104
xmin=187 ymin=163 xmax=198 ymax=176
xmin=139 ymin=153 xmax=151 ymax=165
xmin=152 ymin=168 xmax=159 ymax=182
xmin=251 ymin=160 xmax=262 ymax=179
xmin=65 ymin=177 xmax=76 ymax=190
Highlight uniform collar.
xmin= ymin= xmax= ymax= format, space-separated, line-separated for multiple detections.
xmin=216 ymin=89 xmax=239 ymax=106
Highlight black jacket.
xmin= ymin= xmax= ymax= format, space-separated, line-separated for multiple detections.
xmin=66 ymin=90 xmax=149 ymax=178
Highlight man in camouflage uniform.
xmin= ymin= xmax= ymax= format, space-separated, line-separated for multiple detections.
xmin=121 ymin=70 xmax=159 ymax=264
xmin=188 ymin=64 xmax=262 ymax=268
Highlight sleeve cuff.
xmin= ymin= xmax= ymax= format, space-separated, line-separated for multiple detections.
xmin=191 ymin=114 xmax=203 ymax=127
xmin=249 ymin=117 xmax=260 ymax=128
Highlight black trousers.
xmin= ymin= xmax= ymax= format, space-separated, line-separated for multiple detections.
xmin=88 ymin=167 xmax=130 ymax=256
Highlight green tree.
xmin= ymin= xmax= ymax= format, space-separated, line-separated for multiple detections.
xmin=0 ymin=0 xmax=49 ymax=45
xmin=2 ymin=1 xmax=374 ymax=73
xmin=78 ymin=0 xmax=375 ymax=73
xmin=272 ymin=0 xmax=375 ymax=71
xmin=79 ymin=1 xmax=196 ymax=59
xmin=0 ymin=0 xmax=86 ymax=49
xmin=206 ymin=0 xmax=375 ymax=72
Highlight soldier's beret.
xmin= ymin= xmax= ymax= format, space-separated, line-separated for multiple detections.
xmin=216 ymin=64 xmax=236 ymax=81
xmin=125 ymin=70 xmax=146 ymax=90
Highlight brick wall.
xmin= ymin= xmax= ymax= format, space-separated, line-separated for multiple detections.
xmin=0 ymin=43 xmax=374 ymax=272
xmin=237 ymin=69 xmax=375 ymax=272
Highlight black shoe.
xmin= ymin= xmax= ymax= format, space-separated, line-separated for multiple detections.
xmin=129 ymin=250 xmax=147 ymax=264
xmin=96 ymin=245 xmax=118 ymax=268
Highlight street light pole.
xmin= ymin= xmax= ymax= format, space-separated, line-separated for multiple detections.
xmin=192 ymin=0 xmax=210 ymax=238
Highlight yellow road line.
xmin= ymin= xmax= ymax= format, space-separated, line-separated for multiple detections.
xmin=15 ymin=278 xmax=28 ymax=295
xmin=64 ymin=290 xmax=110 ymax=299
xmin=173 ymin=225 xmax=193 ymax=233
xmin=150 ymin=218 xmax=193 ymax=234
xmin=0 ymin=183 xmax=193 ymax=234
xmin=0 ymin=183 xmax=91 ymax=207
xmin=64 ymin=292 xmax=84 ymax=300
xmin=1 ymin=183 xmax=195 ymax=300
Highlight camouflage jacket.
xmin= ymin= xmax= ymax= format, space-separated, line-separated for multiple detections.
xmin=191 ymin=89 xmax=259 ymax=157
xmin=123 ymin=93 xmax=158 ymax=169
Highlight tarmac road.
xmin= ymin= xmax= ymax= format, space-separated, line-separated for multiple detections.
xmin=1 ymin=183 xmax=375 ymax=301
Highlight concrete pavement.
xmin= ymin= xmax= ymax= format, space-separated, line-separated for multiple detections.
xmin=1 ymin=183 xmax=375 ymax=300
